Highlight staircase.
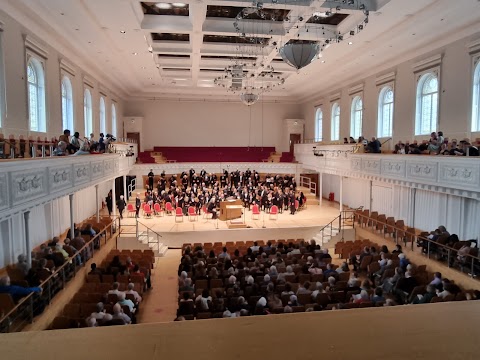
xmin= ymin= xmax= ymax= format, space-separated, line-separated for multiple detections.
xmin=119 ymin=220 xmax=168 ymax=257
xmin=311 ymin=209 xmax=358 ymax=246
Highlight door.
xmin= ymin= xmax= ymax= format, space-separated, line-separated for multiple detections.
xmin=126 ymin=132 xmax=140 ymax=152
xmin=289 ymin=133 xmax=301 ymax=154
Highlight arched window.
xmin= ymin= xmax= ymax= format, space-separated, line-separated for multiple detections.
xmin=331 ymin=103 xmax=340 ymax=141
xmin=61 ymin=76 xmax=74 ymax=131
xmin=84 ymin=89 xmax=93 ymax=136
xmin=315 ymin=108 xmax=323 ymax=142
xmin=350 ymin=96 xmax=363 ymax=139
xmin=415 ymin=73 xmax=438 ymax=135
xmin=378 ymin=86 xmax=394 ymax=138
xmin=99 ymin=97 xmax=106 ymax=134
xmin=111 ymin=103 xmax=117 ymax=136
xmin=472 ymin=62 xmax=480 ymax=132
xmin=27 ymin=58 xmax=46 ymax=132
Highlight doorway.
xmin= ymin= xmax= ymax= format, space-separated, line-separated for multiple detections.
xmin=126 ymin=132 xmax=140 ymax=152
xmin=289 ymin=133 xmax=301 ymax=154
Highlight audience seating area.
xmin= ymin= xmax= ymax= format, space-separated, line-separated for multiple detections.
xmin=175 ymin=239 xmax=479 ymax=321
xmin=0 ymin=133 xmax=58 ymax=159
xmin=138 ymin=146 xmax=283 ymax=164
xmin=0 ymin=216 xmax=115 ymax=332
xmin=353 ymin=209 xmax=480 ymax=277
xmin=50 ymin=249 xmax=154 ymax=329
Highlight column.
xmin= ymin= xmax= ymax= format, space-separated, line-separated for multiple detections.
xmin=339 ymin=176 xmax=343 ymax=214
xmin=112 ymin=178 xmax=117 ymax=217
xmin=95 ymin=184 xmax=100 ymax=222
xmin=123 ymin=175 xmax=127 ymax=201
xmin=319 ymin=172 xmax=323 ymax=206
xmin=69 ymin=194 xmax=75 ymax=239
xmin=23 ymin=211 xmax=31 ymax=266
xmin=369 ymin=180 xmax=373 ymax=211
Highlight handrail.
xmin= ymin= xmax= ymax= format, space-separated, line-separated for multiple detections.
xmin=354 ymin=211 xmax=480 ymax=276
xmin=0 ymin=215 xmax=119 ymax=331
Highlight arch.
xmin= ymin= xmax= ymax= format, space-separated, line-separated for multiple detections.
xmin=350 ymin=96 xmax=363 ymax=139
xmin=415 ymin=72 xmax=439 ymax=135
xmin=472 ymin=62 xmax=480 ymax=132
xmin=84 ymin=88 xmax=93 ymax=136
xmin=331 ymin=103 xmax=340 ymax=141
xmin=315 ymin=108 xmax=323 ymax=142
xmin=27 ymin=57 xmax=46 ymax=132
xmin=61 ymin=76 xmax=74 ymax=131
xmin=378 ymin=86 xmax=394 ymax=138
xmin=99 ymin=97 xmax=106 ymax=134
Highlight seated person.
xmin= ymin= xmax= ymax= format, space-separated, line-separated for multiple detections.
xmin=111 ymin=303 xmax=131 ymax=325
xmin=0 ymin=276 xmax=42 ymax=301
xmin=108 ymin=282 xmax=125 ymax=297
xmin=126 ymin=282 xmax=142 ymax=304
xmin=16 ymin=254 xmax=30 ymax=277
xmin=89 ymin=302 xmax=113 ymax=324
xmin=365 ymin=137 xmax=381 ymax=153
xmin=117 ymin=292 xmax=135 ymax=314
xmin=411 ymin=284 xmax=436 ymax=304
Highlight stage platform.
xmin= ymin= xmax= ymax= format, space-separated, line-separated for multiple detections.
xmin=119 ymin=195 xmax=341 ymax=248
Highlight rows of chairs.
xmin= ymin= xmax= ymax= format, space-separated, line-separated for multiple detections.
xmin=0 ymin=133 xmax=58 ymax=159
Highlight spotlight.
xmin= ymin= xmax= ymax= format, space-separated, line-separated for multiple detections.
xmin=358 ymin=24 xmax=364 ymax=30
xmin=155 ymin=2 xmax=172 ymax=9
xmin=350 ymin=30 xmax=355 ymax=35
xmin=359 ymin=4 xmax=365 ymax=10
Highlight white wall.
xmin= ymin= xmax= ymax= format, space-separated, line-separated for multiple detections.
xmin=124 ymin=100 xmax=302 ymax=152
xmin=302 ymin=31 xmax=480 ymax=148
xmin=0 ymin=9 xmax=124 ymax=140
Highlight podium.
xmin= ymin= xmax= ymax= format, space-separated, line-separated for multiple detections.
xmin=219 ymin=199 xmax=243 ymax=221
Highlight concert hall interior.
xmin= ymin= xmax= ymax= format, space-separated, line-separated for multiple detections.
xmin=1 ymin=0 xmax=480 ymax=359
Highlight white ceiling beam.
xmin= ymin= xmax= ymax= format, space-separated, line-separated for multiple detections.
xmin=189 ymin=2 xmax=208 ymax=85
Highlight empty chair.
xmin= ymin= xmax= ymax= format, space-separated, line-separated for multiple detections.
xmin=175 ymin=207 xmax=184 ymax=222
xmin=188 ymin=206 xmax=197 ymax=221
xmin=251 ymin=204 xmax=260 ymax=220
xmin=127 ymin=204 xmax=136 ymax=217
xmin=269 ymin=205 xmax=278 ymax=220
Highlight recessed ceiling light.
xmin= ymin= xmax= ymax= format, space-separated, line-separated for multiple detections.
xmin=348 ymin=41 xmax=353 ymax=45
xmin=313 ymin=12 xmax=328 ymax=17
xmin=172 ymin=2 xmax=186 ymax=7
xmin=132 ymin=52 xmax=138 ymax=56
xmin=141 ymin=66 xmax=146 ymax=69
xmin=120 ymin=30 xmax=126 ymax=34
xmin=155 ymin=2 xmax=172 ymax=9
xmin=321 ymin=60 xmax=325 ymax=63
xmin=148 ymin=77 xmax=153 ymax=80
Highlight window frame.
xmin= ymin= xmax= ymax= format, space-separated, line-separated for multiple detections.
xmin=84 ymin=88 xmax=93 ymax=137
xmin=472 ymin=57 xmax=480 ymax=132
xmin=315 ymin=108 xmax=323 ymax=142
xmin=61 ymin=75 xmax=74 ymax=131
xmin=0 ymin=24 xmax=5 ymax=128
xmin=331 ymin=102 xmax=340 ymax=141
xmin=350 ymin=95 xmax=363 ymax=140
xmin=99 ymin=96 xmax=106 ymax=134
xmin=111 ymin=102 xmax=117 ymax=136
xmin=377 ymin=85 xmax=394 ymax=138
xmin=26 ymin=56 xmax=47 ymax=133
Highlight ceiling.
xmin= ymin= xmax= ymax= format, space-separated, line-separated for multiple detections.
xmin=3 ymin=0 xmax=480 ymax=102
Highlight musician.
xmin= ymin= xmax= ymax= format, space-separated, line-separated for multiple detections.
xmin=289 ymin=192 xmax=296 ymax=215
xmin=135 ymin=194 xmax=141 ymax=218
xmin=207 ymin=198 xmax=218 ymax=219
xmin=147 ymin=169 xmax=154 ymax=191
xmin=189 ymin=168 xmax=195 ymax=185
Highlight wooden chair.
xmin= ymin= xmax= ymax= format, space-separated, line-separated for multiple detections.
xmin=376 ymin=215 xmax=386 ymax=232
xmin=385 ymin=217 xmax=396 ymax=237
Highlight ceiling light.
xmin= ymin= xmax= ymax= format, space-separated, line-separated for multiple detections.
xmin=120 ymin=30 xmax=126 ymax=34
xmin=148 ymin=77 xmax=153 ymax=80
xmin=172 ymin=2 xmax=186 ymax=7
xmin=141 ymin=66 xmax=146 ymax=69
xmin=132 ymin=52 xmax=138 ymax=55
xmin=321 ymin=60 xmax=326 ymax=63
xmin=348 ymin=41 xmax=353 ymax=45
xmin=155 ymin=3 xmax=172 ymax=9
xmin=313 ymin=12 xmax=328 ymax=17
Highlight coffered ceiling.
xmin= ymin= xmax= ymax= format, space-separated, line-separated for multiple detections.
xmin=2 ymin=0 xmax=480 ymax=102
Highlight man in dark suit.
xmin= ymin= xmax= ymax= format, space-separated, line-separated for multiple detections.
xmin=289 ymin=192 xmax=296 ymax=215
xmin=135 ymin=194 xmax=141 ymax=218
xmin=147 ymin=169 xmax=154 ymax=191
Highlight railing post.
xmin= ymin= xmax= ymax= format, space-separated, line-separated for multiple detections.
xmin=136 ymin=217 xmax=139 ymax=239
xmin=447 ymin=249 xmax=451 ymax=268
xmin=427 ymin=241 xmax=430 ymax=259
xmin=61 ymin=268 xmax=66 ymax=289
xmin=471 ymin=258 xmax=474 ymax=278
xmin=28 ymin=296 xmax=34 ymax=324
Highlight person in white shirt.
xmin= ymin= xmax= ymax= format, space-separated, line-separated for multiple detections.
xmin=218 ymin=247 xmax=231 ymax=261
xmin=89 ymin=302 xmax=113 ymax=323
xmin=250 ymin=241 xmax=260 ymax=252
xmin=112 ymin=303 xmax=131 ymax=324
xmin=125 ymin=282 xmax=142 ymax=303
xmin=195 ymin=289 xmax=212 ymax=311
xmin=108 ymin=282 xmax=125 ymax=297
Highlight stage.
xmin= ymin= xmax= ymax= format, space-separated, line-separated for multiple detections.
xmin=119 ymin=192 xmax=342 ymax=248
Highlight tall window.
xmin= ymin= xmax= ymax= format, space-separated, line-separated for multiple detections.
xmin=111 ymin=103 xmax=117 ymax=136
xmin=61 ymin=76 xmax=74 ymax=131
xmin=99 ymin=97 xmax=106 ymax=134
xmin=315 ymin=108 xmax=323 ymax=142
xmin=350 ymin=96 xmax=363 ymax=139
xmin=415 ymin=72 xmax=439 ymax=135
xmin=378 ymin=86 xmax=394 ymax=137
xmin=27 ymin=58 xmax=46 ymax=132
xmin=331 ymin=103 xmax=340 ymax=141
xmin=84 ymin=89 xmax=93 ymax=136
xmin=472 ymin=62 xmax=480 ymax=132
xmin=0 ymin=29 xmax=5 ymax=128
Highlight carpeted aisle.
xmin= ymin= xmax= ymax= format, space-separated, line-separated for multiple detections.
xmin=136 ymin=249 xmax=182 ymax=323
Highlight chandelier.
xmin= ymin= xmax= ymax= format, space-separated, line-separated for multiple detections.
xmin=240 ymin=93 xmax=260 ymax=106
xmin=213 ymin=0 xmax=371 ymax=103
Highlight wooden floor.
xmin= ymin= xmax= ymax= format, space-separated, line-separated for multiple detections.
xmin=2 ymin=301 xmax=480 ymax=360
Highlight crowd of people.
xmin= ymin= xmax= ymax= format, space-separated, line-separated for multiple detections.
xmin=138 ymin=169 xmax=306 ymax=220
xmin=53 ymin=129 xmax=116 ymax=156
xmin=343 ymin=136 xmax=382 ymax=153
xmin=174 ymin=240 xmax=478 ymax=320
xmin=393 ymin=132 xmax=479 ymax=156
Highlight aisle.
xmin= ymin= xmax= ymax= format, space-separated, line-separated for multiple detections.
xmin=136 ymin=249 xmax=182 ymax=323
